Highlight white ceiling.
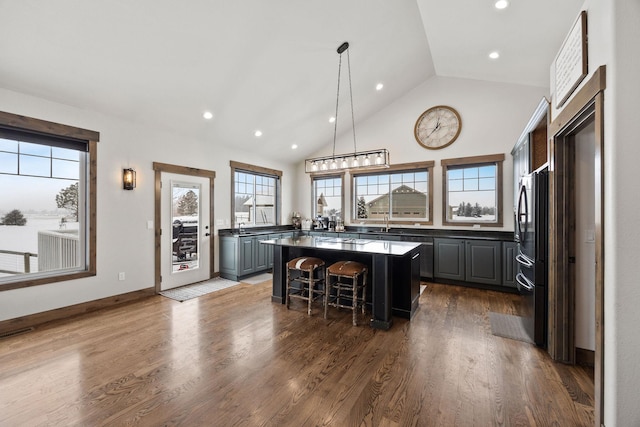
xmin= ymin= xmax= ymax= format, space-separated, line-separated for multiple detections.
xmin=0 ymin=0 xmax=584 ymax=163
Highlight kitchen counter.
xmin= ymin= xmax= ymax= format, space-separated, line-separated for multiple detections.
xmin=263 ymin=236 xmax=421 ymax=256
xmin=264 ymin=236 xmax=421 ymax=330
xmin=219 ymin=226 xmax=513 ymax=241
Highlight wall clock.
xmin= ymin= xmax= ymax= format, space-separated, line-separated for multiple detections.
xmin=414 ymin=105 xmax=462 ymax=149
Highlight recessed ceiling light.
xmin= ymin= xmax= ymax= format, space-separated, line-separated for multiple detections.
xmin=329 ymin=117 xmax=336 ymax=123
xmin=254 ymin=130 xmax=263 ymax=137
xmin=376 ymin=83 xmax=384 ymax=91
xmin=494 ymin=0 xmax=509 ymax=9
xmin=291 ymin=144 xmax=298 ymax=149
xmin=489 ymin=51 xmax=500 ymax=59
xmin=203 ymin=111 xmax=213 ymax=120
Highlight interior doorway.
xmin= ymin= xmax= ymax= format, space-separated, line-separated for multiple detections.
xmin=548 ymin=66 xmax=605 ymax=426
xmin=152 ymin=162 xmax=216 ymax=292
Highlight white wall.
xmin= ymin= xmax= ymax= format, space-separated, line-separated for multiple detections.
xmin=295 ymin=75 xmax=548 ymax=231
xmin=574 ymin=122 xmax=596 ymax=351
xmin=0 ymin=87 xmax=297 ymax=321
xmin=551 ymin=0 xmax=640 ymax=424
xmin=605 ymin=1 xmax=640 ymax=425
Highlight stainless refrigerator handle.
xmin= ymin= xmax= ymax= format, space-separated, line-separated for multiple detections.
xmin=516 ymin=183 xmax=528 ymax=242
xmin=516 ymin=272 xmax=534 ymax=291
xmin=516 ymin=252 xmax=534 ymax=268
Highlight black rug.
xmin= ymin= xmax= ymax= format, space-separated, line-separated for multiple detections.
xmin=489 ymin=312 xmax=534 ymax=344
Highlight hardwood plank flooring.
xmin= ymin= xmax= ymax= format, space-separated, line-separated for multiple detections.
xmin=0 ymin=282 xmax=594 ymax=426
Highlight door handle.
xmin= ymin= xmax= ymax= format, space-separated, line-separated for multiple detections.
xmin=205 ymin=233 xmax=211 ymax=237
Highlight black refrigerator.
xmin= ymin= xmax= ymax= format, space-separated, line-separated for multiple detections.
xmin=515 ymin=169 xmax=548 ymax=347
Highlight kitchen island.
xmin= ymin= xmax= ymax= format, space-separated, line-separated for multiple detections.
xmin=263 ymin=236 xmax=421 ymax=330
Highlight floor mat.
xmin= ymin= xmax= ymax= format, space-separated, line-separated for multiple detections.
xmin=489 ymin=312 xmax=534 ymax=344
xmin=241 ymin=272 xmax=272 ymax=285
xmin=160 ymin=277 xmax=240 ymax=302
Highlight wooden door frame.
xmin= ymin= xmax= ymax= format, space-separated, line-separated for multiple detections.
xmin=152 ymin=162 xmax=216 ymax=293
xmin=548 ymin=65 xmax=605 ymax=426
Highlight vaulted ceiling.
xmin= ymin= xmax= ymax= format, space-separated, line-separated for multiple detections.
xmin=0 ymin=0 xmax=584 ymax=163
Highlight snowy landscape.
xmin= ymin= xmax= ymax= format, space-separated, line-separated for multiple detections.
xmin=0 ymin=215 xmax=78 ymax=278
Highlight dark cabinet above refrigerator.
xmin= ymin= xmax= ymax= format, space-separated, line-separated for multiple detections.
xmin=511 ymin=98 xmax=550 ymax=210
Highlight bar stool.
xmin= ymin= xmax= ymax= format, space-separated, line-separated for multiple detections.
xmin=324 ymin=261 xmax=368 ymax=326
xmin=285 ymin=257 xmax=325 ymax=316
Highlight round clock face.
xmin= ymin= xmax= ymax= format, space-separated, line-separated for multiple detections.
xmin=414 ymin=105 xmax=461 ymax=149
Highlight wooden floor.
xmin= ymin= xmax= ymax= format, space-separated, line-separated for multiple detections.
xmin=0 ymin=281 xmax=594 ymax=426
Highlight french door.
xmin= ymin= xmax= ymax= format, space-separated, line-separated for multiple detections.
xmin=153 ymin=163 xmax=216 ymax=292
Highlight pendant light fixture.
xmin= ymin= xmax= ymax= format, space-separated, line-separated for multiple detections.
xmin=305 ymin=42 xmax=390 ymax=173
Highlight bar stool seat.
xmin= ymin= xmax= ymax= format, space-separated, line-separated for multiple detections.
xmin=285 ymin=256 xmax=325 ymax=316
xmin=324 ymin=260 xmax=368 ymax=326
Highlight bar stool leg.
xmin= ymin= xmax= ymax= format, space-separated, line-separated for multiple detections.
xmin=308 ymin=274 xmax=314 ymax=316
xmin=285 ymin=268 xmax=291 ymax=309
xmin=323 ymin=269 xmax=330 ymax=320
xmin=352 ymin=274 xmax=358 ymax=326
xmin=362 ymin=271 xmax=367 ymax=315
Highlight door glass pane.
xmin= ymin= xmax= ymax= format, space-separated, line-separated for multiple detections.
xmin=172 ymin=182 xmax=200 ymax=273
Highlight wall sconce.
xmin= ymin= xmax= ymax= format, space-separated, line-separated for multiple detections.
xmin=123 ymin=168 xmax=136 ymax=190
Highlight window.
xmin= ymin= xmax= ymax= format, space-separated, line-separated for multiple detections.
xmin=442 ymin=154 xmax=504 ymax=226
xmin=230 ymin=161 xmax=281 ymax=227
xmin=311 ymin=173 xmax=344 ymax=219
xmin=351 ymin=162 xmax=434 ymax=225
xmin=0 ymin=111 xmax=98 ymax=291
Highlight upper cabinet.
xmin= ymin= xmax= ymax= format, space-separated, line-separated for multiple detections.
xmin=511 ymin=98 xmax=550 ymax=208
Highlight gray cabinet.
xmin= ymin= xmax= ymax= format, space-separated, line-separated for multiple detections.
xmin=254 ymin=235 xmax=271 ymax=271
xmin=434 ymin=237 xmax=511 ymax=288
xmin=219 ymin=237 xmax=238 ymax=276
xmin=239 ymin=236 xmax=255 ymax=276
xmin=434 ymin=238 xmax=465 ymax=281
xmin=465 ymin=240 xmax=502 ymax=286
xmin=502 ymin=241 xmax=518 ymax=289
xmin=220 ymin=232 xmax=288 ymax=281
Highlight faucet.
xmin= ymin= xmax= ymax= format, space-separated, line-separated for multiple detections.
xmin=384 ymin=215 xmax=390 ymax=233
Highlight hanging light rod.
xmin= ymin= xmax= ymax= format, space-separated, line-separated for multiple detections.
xmin=305 ymin=41 xmax=391 ymax=174
xmin=305 ymin=148 xmax=390 ymax=173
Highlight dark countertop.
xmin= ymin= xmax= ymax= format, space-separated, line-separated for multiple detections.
xmin=219 ymin=226 xmax=514 ymax=241
xmin=262 ymin=236 xmax=421 ymax=256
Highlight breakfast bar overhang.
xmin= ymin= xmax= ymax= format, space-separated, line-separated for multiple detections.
xmin=263 ymin=236 xmax=421 ymax=330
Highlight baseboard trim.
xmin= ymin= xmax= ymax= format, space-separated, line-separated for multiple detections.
xmin=0 ymin=287 xmax=156 ymax=336
xmin=575 ymin=347 xmax=595 ymax=367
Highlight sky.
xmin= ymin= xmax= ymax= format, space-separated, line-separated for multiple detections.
xmin=0 ymin=174 xmax=75 ymax=213
xmin=1 ymin=139 xmax=80 ymax=214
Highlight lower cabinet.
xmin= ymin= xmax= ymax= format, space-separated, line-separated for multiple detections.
xmin=434 ymin=238 xmax=512 ymax=289
xmin=239 ymin=236 xmax=256 ymax=276
xmin=433 ymin=238 xmax=465 ymax=281
xmin=465 ymin=240 xmax=502 ymax=286
xmin=220 ymin=232 xmax=295 ymax=281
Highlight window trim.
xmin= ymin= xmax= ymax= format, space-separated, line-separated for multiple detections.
xmin=310 ymin=172 xmax=345 ymax=220
xmin=441 ymin=153 xmax=505 ymax=227
xmin=350 ymin=161 xmax=434 ymax=226
xmin=230 ymin=161 xmax=282 ymax=228
xmin=0 ymin=111 xmax=99 ymax=292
